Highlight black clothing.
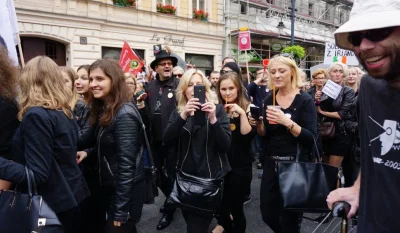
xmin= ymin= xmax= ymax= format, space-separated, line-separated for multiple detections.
xmin=73 ymin=99 xmax=85 ymax=118
xmin=182 ymin=210 xmax=213 ymax=233
xmin=0 ymin=97 xmax=19 ymax=160
xmin=0 ymin=107 xmax=90 ymax=214
xmin=145 ymin=74 xmax=179 ymax=142
xmin=95 ymin=102 xmax=145 ymax=222
xmin=247 ymin=82 xmax=269 ymax=107
xmin=260 ymin=90 xmax=317 ymax=232
xmin=163 ymin=104 xmax=232 ymax=179
xmin=262 ymin=90 xmax=317 ymax=161
xmin=357 ymin=76 xmax=400 ymax=232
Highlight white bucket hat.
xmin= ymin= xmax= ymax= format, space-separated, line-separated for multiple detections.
xmin=334 ymin=0 xmax=400 ymax=50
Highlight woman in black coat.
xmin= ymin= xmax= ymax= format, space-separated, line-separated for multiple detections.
xmin=0 ymin=44 xmax=19 ymax=190
xmin=162 ymin=69 xmax=232 ymax=233
xmin=80 ymin=59 xmax=145 ymax=233
xmin=0 ymin=56 xmax=90 ymax=233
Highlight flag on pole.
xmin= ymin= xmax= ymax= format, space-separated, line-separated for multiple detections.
xmin=0 ymin=0 xmax=20 ymax=66
xmin=119 ymin=41 xmax=144 ymax=76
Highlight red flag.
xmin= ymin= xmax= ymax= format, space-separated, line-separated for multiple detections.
xmin=119 ymin=41 xmax=144 ymax=76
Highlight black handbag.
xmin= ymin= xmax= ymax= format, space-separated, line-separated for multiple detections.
xmin=277 ymin=137 xmax=339 ymax=213
xmin=0 ymin=167 xmax=62 ymax=233
xmin=131 ymin=105 xmax=158 ymax=204
xmin=168 ymin=121 xmax=224 ymax=215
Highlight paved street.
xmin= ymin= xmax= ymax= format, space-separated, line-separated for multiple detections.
xmin=137 ymin=164 xmax=345 ymax=233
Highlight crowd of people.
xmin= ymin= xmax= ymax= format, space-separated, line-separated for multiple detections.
xmin=0 ymin=0 xmax=400 ymax=232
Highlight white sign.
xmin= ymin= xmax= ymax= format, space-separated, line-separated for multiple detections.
xmin=322 ymin=80 xmax=342 ymax=100
xmin=324 ymin=42 xmax=359 ymax=66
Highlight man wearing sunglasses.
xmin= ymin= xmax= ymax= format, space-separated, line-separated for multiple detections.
xmin=326 ymin=0 xmax=400 ymax=232
xmin=146 ymin=50 xmax=180 ymax=230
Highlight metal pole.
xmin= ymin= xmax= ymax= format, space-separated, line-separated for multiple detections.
xmin=290 ymin=0 xmax=295 ymax=46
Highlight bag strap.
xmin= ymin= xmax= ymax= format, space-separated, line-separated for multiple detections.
xmin=131 ymin=104 xmax=155 ymax=169
xmin=295 ymin=136 xmax=321 ymax=163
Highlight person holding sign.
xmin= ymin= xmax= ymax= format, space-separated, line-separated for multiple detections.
xmin=251 ymin=55 xmax=317 ymax=233
xmin=317 ymin=62 xmax=355 ymax=168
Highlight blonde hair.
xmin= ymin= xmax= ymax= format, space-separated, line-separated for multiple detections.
xmin=312 ymin=68 xmax=327 ymax=79
xmin=60 ymin=66 xmax=80 ymax=111
xmin=345 ymin=67 xmax=360 ymax=87
xmin=176 ymin=69 xmax=217 ymax=113
xmin=267 ymin=56 xmax=303 ymax=90
xmin=18 ymin=56 xmax=73 ymax=120
xmin=327 ymin=62 xmax=349 ymax=79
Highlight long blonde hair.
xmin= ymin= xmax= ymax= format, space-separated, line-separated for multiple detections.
xmin=176 ymin=69 xmax=216 ymax=113
xmin=60 ymin=66 xmax=80 ymax=111
xmin=267 ymin=56 xmax=303 ymax=90
xmin=18 ymin=56 xmax=73 ymax=120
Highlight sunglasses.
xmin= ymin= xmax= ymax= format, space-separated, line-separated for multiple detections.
xmin=220 ymin=70 xmax=234 ymax=75
xmin=158 ymin=62 xmax=173 ymax=67
xmin=175 ymin=74 xmax=183 ymax=78
xmin=347 ymin=27 xmax=395 ymax=46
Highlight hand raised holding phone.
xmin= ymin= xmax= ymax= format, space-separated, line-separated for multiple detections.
xmin=180 ymin=98 xmax=201 ymax=120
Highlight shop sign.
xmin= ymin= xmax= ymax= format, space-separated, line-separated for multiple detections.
xmin=238 ymin=53 xmax=252 ymax=63
xmin=271 ymin=44 xmax=282 ymax=51
xmin=150 ymin=33 xmax=185 ymax=47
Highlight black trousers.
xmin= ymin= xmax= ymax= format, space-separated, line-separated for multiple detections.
xmin=182 ymin=210 xmax=213 ymax=233
xmin=57 ymin=206 xmax=81 ymax=233
xmin=152 ymin=141 xmax=176 ymax=214
xmin=104 ymin=219 xmax=137 ymax=233
xmin=260 ymin=157 xmax=302 ymax=233
xmin=218 ymin=168 xmax=252 ymax=233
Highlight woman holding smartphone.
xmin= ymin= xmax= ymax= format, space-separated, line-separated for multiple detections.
xmin=162 ymin=69 xmax=231 ymax=233
xmin=80 ymin=59 xmax=145 ymax=233
xmin=251 ymin=55 xmax=317 ymax=233
xmin=215 ymin=72 xmax=255 ymax=233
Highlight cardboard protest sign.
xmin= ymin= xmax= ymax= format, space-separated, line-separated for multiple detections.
xmin=324 ymin=42 xmax=359 ymax=66
xmin=322 ymin=80 xmax=343 ymax=100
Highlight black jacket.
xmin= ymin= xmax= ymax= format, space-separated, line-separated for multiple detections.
xmin=0 ymin=107 xmax=90 ymax=213
xmin=0 ymin=97 xmax=19 ymax=160
xmin=145 ymin=74 xmax=180 ymax=142
xmin=96 ymin=102 xmax=145 ymax=222
xmin=163 ymin=104 xmax=232 ymax=179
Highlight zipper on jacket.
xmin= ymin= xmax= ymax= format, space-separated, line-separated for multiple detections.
xmin=206 ymin=120 xmax=212 ymax=178
xmin=104 ymin=157 xmax=114 ymax=177
xmin=181 ymin=126 xmax=192 ymax=170
xmin=97 ymin=129 xmax=105 ymax=185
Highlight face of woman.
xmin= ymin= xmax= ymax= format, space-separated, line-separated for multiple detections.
xmin=185 ymin=74 xmax=203 ymax=101
xmin=75 ymin=68 xmax=90 ymax=95
xmin=269 ymin=61 xmax=292 ymax=89
xmin=329 ymin=64 xmax=345 ymax=84
xmin=219 ymin=78 xmax=238 ymax=103
xmin=347 ymin=68 xmax=358 ymax=85
xmin=89 ymin=68 xmax=112 ymax=100
xmin=314 ymin=74 xmax=326 ymax=88
xmin=125 ymin=77 xmax=136 ymax=95
xmin=62 ymin=71 xmax=73 ymax=91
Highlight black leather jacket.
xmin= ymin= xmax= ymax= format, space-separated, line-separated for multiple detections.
xmin=96 ymin=102 xmax=145 ymax=221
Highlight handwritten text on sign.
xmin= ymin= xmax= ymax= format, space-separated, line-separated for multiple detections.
xmin=322 ymin=80 xmax=342 ymax=100
xmin=323 ymin=42 xmax=359 ymax=66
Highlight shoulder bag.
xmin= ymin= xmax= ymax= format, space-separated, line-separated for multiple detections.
xmin=168 ymin=119 xmax=224 ymax=215
xmin=277 ymin=137 xmax=339 ymax=213
xmin=0 ymin=167 xmax=62 ymax=233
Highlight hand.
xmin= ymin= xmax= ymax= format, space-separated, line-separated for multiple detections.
xmin=76 ymin=151 xmax=87 ymax=164
xmin=327 ymin=186 xmax=360 ymax=219
xmin=180 ymin=98 xmax=201 ymax=120
xmin=266 ymin=107 xmax=291 ymax=126
xmin=317 ymin=106 xmax=324 ymax=114
xmin=248 ymin=112 xmax=258 ymax=126
xmin=113 ymin=221 xmax=122 ymax=227
xmin=224 ymin=104 xmax=245 ymax=116
xmin=315 ymin=91 xmax=322 ymax=101
xmin=137 ymin=93 xmax=147 ymax=102
xmin=202 ymin=101 xmax=217 ymax=124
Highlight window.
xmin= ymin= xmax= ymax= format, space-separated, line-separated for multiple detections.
xmin=240 ymin=3 xmax=247 ymax=15
xmin=45 ymin=42 xmax=57 ymax=59
xmin=323 ymin=4 xmax=331 ymax=20
xmin=192 ymin=0 xmax=206 ymax=10
xmin=185 ymin=53 xmax=214 ymax=77
xmin=102 ymin=47 xmax=145 ymax=61
xmin=308 ymin=3 xmax=313 ymax=16
xmin=157 ymin=0 xmax=172 ymax=5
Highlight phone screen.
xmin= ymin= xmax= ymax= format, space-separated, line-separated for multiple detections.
xmin=194 ymin=85 xmax=206 ymax=125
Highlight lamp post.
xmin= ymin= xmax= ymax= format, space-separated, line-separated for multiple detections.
xmin=290 ymin=0 xmax=296 ymax=46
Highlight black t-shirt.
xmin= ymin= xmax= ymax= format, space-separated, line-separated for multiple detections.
xmin=357 ymin=75 xmax=400 ymax=232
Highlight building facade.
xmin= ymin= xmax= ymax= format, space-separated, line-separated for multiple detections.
xmin=15 ymin=0 xmax=225 ymax=74
xmin=225 ymin=0 xmax=353 ymax=71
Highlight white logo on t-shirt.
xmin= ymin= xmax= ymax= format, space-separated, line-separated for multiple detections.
xmin=369 ymin=116 xmax=400 ymax=156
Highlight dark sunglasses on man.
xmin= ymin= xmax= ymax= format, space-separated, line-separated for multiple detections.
xmin=347 ymin=27 xmax=395 ymax=46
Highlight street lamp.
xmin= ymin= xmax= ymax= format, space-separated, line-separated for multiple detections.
xmin=289 ymin=0 xmax=296 ymax=46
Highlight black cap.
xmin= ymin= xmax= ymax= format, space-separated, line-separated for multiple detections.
xmin=222 ymin=62 xmax=241 ymax=75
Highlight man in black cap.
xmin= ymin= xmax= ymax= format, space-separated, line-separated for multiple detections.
xmin=145 ymin=50 xmax=180 ymax=230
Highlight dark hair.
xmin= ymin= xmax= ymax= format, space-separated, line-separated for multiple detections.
xmin=88 ymin=59 xmax=131 ymax=127
xmin=77 ymin=64 xmax=90 ymax=72
xmin=0 ymin=45 xmax=19 ymax=100
xmin=216 ymin=72 xmax=249 ymax=111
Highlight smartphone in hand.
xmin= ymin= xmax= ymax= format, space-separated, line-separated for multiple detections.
xmin=194 ymin=85 xmax=206 ymax=125
xmin=250 ymin=104 xmax=261 ymax=119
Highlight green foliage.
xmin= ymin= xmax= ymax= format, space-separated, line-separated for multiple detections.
xmin=282 ymin=45 xmax=306 ymax=59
